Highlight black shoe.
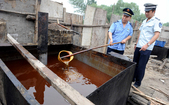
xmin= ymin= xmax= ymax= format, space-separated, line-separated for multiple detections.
xmin=133 ymin=83 xmax=140 ymax=88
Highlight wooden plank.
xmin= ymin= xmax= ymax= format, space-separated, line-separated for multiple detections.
xmin=7 ymin=34 xmax=94 ymax=105
xmin=133 ymin=91 xmax=168 ymax=105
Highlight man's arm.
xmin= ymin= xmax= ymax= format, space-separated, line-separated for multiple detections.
xmin=108 ymin=31 xmax=113 ymax=44
xmin=121 ymin=35 xmax=132 ymax=43
xmin=140 ymin=31 xmax=160 ymax=51
xmin=134 ymin=32 xmax=140 ymax=50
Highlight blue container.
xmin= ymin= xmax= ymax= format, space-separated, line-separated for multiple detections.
xmin=155 ymin=40 xmax=166 ymax=47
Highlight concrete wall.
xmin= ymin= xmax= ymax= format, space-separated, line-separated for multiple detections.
xmin=64 ymin=12 xmax=83 ymax=25
xmin=158 ymin=26 xmax=169 ymax=46
xmin=109 ymin=14 xmax=121 ymax=25
xmin=0 ymin=21 xmax=7 ymax=43
xmin=82 ymin=6 xmax=96 ymax=46
xmin=82 ymin=6 xmax=108 ymax=53
xmin=40 ymin=0 xmax=63 ymax=19
xmin=0 ymin=0 xmax=35 ymax=44
xmin=90 ymin=8 xmax=107 ymax=53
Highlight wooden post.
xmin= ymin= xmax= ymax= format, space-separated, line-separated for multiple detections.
xmin=7 ymin=34 xmax=94 ymax=105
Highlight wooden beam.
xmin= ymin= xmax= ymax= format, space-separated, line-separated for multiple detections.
xmin=7 ymin=34 xmax=94 ymax=105
xmin=0 ymin=9 xmax=35 ymax=15
xmin=133 ymin=91 xmax=168 ymax=105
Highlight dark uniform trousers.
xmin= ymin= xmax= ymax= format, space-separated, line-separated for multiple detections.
xmin=107 ymin=47 xmax=124 ymax=55
xmin=133 ymin=47 xmax=152 ymax=86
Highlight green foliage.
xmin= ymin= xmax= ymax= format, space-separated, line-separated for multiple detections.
xmin=69 ymin=0 xmax=97 ymax=14
xmin=69 ymin=0 xmax=146 ymax=22
xmin=163 ymin=22 xmax=169 ymax=27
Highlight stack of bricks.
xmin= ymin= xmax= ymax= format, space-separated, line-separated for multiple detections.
xmin=48 ymin=23 xmax=73 ymax=45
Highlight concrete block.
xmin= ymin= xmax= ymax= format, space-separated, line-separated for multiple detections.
xmin=0 ymin=21 xmax=7 ymax=43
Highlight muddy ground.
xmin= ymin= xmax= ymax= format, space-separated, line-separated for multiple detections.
xmin=124 ymin=44 xmax=169 ymax=105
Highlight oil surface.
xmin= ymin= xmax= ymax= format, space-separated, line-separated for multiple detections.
xmin=4 ymin=54 xmax=112 ymax=105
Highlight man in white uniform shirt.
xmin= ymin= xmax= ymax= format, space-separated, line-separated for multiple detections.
xmin=133 ymin=3 xmax=162 ymax=88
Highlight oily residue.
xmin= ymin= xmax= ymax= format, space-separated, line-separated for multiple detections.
xmin=4 ymin=54 xmax=112 ymax=105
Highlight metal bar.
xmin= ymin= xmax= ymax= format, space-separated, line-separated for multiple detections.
xmin=60 ymin=42 xmax=121 ymax=59
xmin=7 ymin=34 xmax=94 ymax=105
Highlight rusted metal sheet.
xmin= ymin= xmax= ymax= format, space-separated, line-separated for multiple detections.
xmin=7 ymin=34 xmax=94 ymax=105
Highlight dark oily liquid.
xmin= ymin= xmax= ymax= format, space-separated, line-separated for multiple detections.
xmin=4 ymin=55 xmax=112 ymax=105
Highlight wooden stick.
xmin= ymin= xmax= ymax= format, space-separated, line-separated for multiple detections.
xmin=132 ymin=85 xmax=144 ymax=94
xmin=150 ymin=86 xmax=169 ymax=99
xmin=57 ymin=19 xmax=81 ymax=35
xmin=132 ymin=85 xmax=158 ymax=105
xmin=133 ymin=91 xmax=168 ymax=105
xmin=159 ymin=59 xmax=167 ymax=70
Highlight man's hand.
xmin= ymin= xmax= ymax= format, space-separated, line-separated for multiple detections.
xmin=109 ymin=39 xmax=113 ymax=45
xmin=139 ymin=44 xmax=148 ymax=51
xmin=134 ymin=44 xmax=137 ymax=50
xmin=121 ymin=39 xmax=127 ymax=44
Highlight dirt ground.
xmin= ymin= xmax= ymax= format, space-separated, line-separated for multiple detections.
xmin=124 ymin=44 xmax=169 ymax=105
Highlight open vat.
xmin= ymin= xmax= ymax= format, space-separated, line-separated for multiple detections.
xmin=0 ymin=44 xmax=136 ymax=105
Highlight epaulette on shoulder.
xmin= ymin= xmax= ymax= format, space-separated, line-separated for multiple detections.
xmin=155 ymin=17 xmax=160 ymax=21
xmin=113 ymin=20 xmax=119 ymax=23
xmin=129 ymin=23 xmax=133 ymax=27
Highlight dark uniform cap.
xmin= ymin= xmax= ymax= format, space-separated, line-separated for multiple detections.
xmin=123 ymin=8 xmax=134 ymax=17
xmin=144 ymin=3 xmax=157 ymax=11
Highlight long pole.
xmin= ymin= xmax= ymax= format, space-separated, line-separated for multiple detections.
xmin=60 ymin=42 xmax=122 ymax=59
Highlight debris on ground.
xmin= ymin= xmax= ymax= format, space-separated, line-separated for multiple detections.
xmin=124 ymin=44 xmax=169 ymax=105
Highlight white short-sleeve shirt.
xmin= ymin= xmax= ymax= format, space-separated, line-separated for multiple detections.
xmin=137 ymin=16 xmax=162 ymax=50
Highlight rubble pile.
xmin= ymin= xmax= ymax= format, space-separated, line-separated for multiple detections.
xmin=124 ymin=45 xmax=169 ymax=105
xmin=124 ymin=45 xmax=169 ymax=76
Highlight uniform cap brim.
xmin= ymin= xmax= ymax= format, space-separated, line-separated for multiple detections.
xmin=123 ymin=13 xmax=130 ymax=17
xmin=145 ymin=8 xmax=153 ymax=11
